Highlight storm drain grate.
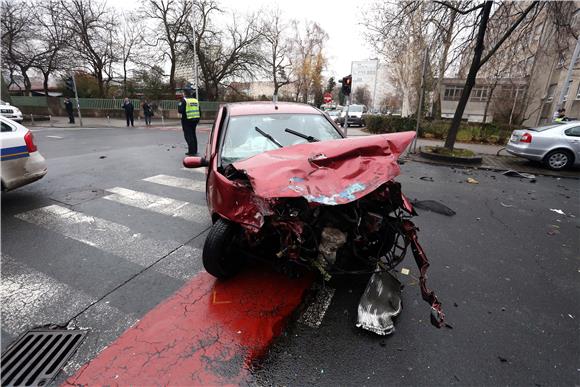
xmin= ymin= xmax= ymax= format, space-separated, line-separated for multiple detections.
xmin=1 ymin=329 xmax=87 ymax=387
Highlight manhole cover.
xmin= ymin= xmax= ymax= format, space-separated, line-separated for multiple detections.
xmin=1 ymin=328 xmax=87 ymax=387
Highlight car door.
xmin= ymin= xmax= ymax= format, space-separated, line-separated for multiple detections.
xmin=563 ymin=126 xmax=580 ymax=159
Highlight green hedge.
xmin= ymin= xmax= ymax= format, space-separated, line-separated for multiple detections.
xmin=364 ymin=115 xmax=519 ymax=145
xmin=365 ymin=115 xmax=417 ymax=134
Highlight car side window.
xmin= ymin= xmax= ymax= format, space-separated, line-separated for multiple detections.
xmin=1 ymin=122 xmax=14 ymax=132
xmin=564 ymin=127 xmax=580 ymax=137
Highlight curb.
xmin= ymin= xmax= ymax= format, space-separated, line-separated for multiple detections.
xmin=419 ymin=149 xmax=482 ymax=164
xmin=405 ymin=155 xmax=580 ymax=180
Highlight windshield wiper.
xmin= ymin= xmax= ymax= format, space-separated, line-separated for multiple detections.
xmin=255 ymin=126 xmax=282 ymax=148
xmin=285 ymin=128 xmax=319 ymax=142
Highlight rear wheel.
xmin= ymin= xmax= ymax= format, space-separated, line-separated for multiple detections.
xmin=544 ymin=149 xmax=573 ymax=170
xmin=202 ymin=218 xmax=244 ymax=279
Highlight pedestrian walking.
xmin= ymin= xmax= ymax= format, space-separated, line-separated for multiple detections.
xmin=143 ymin=99 xmax=153 ymax=126
xmin=64 ymin=97 xmax=75 ymax=124
xmin=178 ymin=90 xmax=201 ymax=156
xmin=122 ymin=97 xmax=134 ymax=127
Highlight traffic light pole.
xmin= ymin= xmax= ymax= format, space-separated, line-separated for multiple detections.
xmin=71 ymin=73 xmax=83 ymax=127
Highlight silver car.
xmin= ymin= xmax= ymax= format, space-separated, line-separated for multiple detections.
xmin=506 ymin=122 xmax=580 ymax=170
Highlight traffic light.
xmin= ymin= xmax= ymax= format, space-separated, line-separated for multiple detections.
xmin=65 ymin=77 xmax=74 ymax=92
xmin=340 ymin=75 xmax=352 ymax=96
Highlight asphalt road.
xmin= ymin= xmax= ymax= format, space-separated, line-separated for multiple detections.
xmin=1 ymin=126 xmax=579 ymax=386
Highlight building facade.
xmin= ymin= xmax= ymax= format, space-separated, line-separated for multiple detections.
xmin=351 ymin=60 xmax=394 ymax=112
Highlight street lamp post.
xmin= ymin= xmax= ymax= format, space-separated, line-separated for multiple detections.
xmin=191 ymin=0 xmax=199 ymax=100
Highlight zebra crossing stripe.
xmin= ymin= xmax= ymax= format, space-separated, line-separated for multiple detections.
xmin=0 ymin=255 xmax=129 ymax=337
xmin=103 ymin=187 xmax=208 ymax=223
xmin=142 ymin=174 xmax=205 ymax=192
xmin=14 ymin=205 xmax=180 ymax=268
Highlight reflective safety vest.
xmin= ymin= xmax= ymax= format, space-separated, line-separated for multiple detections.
xmin=185 ymin=98 xmax=200 ymax=119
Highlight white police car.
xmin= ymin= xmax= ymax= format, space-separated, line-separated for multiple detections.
xmin=0 ymin=100 xmax=23 ymax=122
xmin=1 ymin=115 xmax=47 ymax=191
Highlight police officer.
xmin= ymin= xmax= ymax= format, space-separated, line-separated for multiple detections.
xmin=64 ymin=97 xmax=74 ymax=124
xmin=178 ymin=89 xmax=201 ymax=156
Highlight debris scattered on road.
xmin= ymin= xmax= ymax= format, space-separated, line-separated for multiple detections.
xmin=503 ymin=170 xmax=536 ymax=179
xmin=357 ymin=271 xmax=402 ymax=335
xmin=498 ymin=356 xmax=509 ymax=363
xmin=420 ymin=176 xmax=434 ymax=182
xmin=400 ymin=268 xmax=410 ymax=275
xmin=500 ymin=202 xmax=514 ymax=208
xmin=466 ymin=177 xmax=479 ymax=184
xmin=99 ymin=155 xmax=107 ymax=159
xmin=412 ymin=200 xmax=456 ymax=216
xmin=550 ymin=209 xmax=565 ymax=215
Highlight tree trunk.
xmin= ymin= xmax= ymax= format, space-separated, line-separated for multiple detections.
xmin=21 ymin=69 xmax=32 ymax=96
xmin=482 ymin=83 xmax=496 ymax=124
xmin=444 ymin=1 xmax=493 ymax=150
xmin=42 ymin=72 xmax=50 ymax=97
xmin=169 ymin=58 xmax=176 ymax=91
xmin=433 ymin=9 xmax=457 ymax=120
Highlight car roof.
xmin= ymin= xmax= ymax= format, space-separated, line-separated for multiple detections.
xmin=225 ymin=101 xmax=321 ymax=116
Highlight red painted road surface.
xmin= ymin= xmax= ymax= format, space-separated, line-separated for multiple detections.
xmin=65 ymin=269 xmax=312 ymax=386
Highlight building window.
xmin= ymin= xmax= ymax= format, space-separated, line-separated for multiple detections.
xmin=443 ymin=86 xmax=463 ymax=101
xmin=546 ymin=84 xmax=556 ymax=102
xmin=563 ymin=80 xmax=573 ymax=101
xmin=470 ymin=86 xmax=489 ymax=102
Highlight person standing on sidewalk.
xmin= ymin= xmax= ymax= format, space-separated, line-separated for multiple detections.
xmin=178 ymin=90 xmax=201 ymax=156
xmin=64 ymin=97 xmax=75 ymax=124
xmin=143 ymin=99 xmax=153 ymax=126
xmin=122 ymin=97 xmax=134 ymax=127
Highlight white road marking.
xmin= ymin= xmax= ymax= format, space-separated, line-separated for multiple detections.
xmin=181 ymin=167 xmax=205 ymax=175
xmin=0 ymin=255 xmax=127 ymax=337
xmin=143 ymin=174 xmax=205 ymax=192
xmin=15 ymin=205 xmax=180 ymax=268
xmin=46 ymin=135 xmax=63 ymax=139
xmin=298 ymin=286 xmax=335 ymax=328
xmin=103 ymin=187 xmax=208 ymax=223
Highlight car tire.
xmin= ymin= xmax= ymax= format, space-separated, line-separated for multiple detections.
xmin=202 ymin=218 xmax=244 ymax=279
xmin=544 ymin=149 xmax=573 ymax=170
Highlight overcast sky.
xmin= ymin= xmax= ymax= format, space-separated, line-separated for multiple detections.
xmin=110 ymin=0 xmax=377 ymax=79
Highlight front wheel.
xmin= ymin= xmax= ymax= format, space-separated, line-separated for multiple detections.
xmin=203 ymin=218 xmax=244 ymax=279
xmin=544 ymin=149 xmax=573 ymax=170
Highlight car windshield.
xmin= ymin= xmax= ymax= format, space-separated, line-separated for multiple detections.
xmin=349 ymin=105 xmax=364 ymax=112
xmin=221 ymin=113 xmax=342 ymax=164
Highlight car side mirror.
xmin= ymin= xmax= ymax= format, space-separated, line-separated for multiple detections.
xmin=183 ymin=156 xmax=208 ymax=168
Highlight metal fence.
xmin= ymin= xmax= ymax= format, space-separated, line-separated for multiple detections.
xmin=10 ymin=96 xmax=221 ymax=111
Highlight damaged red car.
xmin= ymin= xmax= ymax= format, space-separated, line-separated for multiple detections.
xmin=184 ymin=102 xmax=445 ymax=334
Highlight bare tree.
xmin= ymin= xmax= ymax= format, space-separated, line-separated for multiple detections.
xmin=33 ymin=0 xmax=71 ymax=96
xmin=1 ymin=0 xmax=47 ymax=95
xmin=257 ymin=7 xmax=293 ymax=100
xmin=440 ymin=0 xmax=542 ymax=149
xmin=119 ymin=13 xmax=144 ymax=95
xmin=290 ymin=21 xmax=328 ymax=103
xmin=142 ymin=0 xmax=191 ymax=90
xmin=60 ymin=0 xmax=119 ymax=97
xmin=353 ymin=85 xmax=372 ymax=107
xmin=186 ymin=0 xmax=263 ymax=101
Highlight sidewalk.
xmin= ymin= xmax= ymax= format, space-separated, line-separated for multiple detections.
xmin=346 ymin=127 xmax=579 ymax=178
xmin=26 ymin=116 xmax=213 ymax=129
xmin=346 ymin=127 xmax=504 ymax=156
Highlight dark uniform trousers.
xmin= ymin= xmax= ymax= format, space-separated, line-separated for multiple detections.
xmin=182 ymin=118 xmax=200 ymax=154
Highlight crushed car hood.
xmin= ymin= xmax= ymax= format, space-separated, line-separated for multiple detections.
xmin=233 ymin=131 xmax=415 ymax=205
